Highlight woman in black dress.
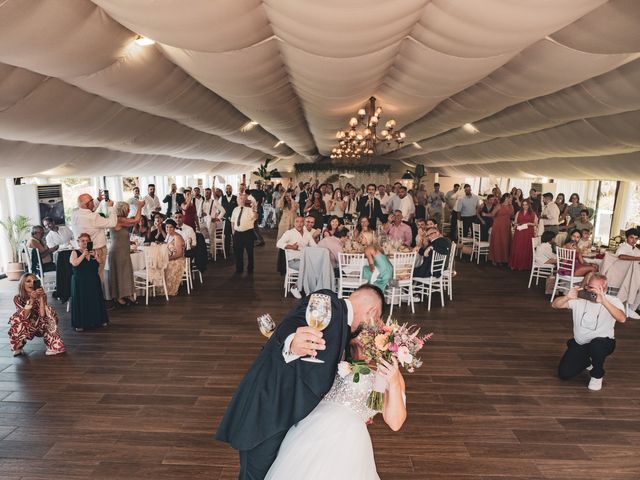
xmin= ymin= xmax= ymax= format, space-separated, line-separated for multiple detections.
xmin=69 ymin=233 xmax=109 ymax=332
xmin=146 ymin=213 xmax=167 ymax=243
xmin=303 ymin=190 xmax=326 ymax=229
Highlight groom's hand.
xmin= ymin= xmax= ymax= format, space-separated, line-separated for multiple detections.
xmin=290 ymin=327 xmax=326 ymax=357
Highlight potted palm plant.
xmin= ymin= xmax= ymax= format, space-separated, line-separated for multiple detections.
xmin=0 ymin=215 xmax=31 ymax=280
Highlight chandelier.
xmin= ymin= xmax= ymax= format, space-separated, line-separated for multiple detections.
xmin=330 ymin=96 xmax=406 ymax=160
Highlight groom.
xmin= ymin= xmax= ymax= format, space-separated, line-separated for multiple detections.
xmin=215 ymin=285 xmax=384 ymax=479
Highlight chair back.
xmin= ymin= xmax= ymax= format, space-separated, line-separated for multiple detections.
xmin=556 ymin=247 xmax=576 ymax=277
xmin=447 ymin=242 xmax=457 ymax=273
xmin=21 ymin=243 xmax=32 ymax=272
xmin=472 ymin=223 xmax=481 ymax=243
xmin=430 ymin=251 xmax=447 ymax=277
xmin=284 ymin=249 xmax=301 ymax=270
xmin=338 ymin=253 xmax=365 ymax=282
xmin=29 ymin=246 xmax=44 ymax=278
xmin=391 ymin=251 xmax=416 ymax=284
xmin=456 ymin=222 xmax=464 ymax=240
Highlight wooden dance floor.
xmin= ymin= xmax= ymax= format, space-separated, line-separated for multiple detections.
xmin=1 ymin=232 xmax=639 ymax=479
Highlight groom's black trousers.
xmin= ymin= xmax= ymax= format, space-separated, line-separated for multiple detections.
xmin=238 ymin=430 xmax=287 ymax=480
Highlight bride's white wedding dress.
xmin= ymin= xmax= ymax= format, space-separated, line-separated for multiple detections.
xmin=265 ymin=372 xmax=380 ymax=479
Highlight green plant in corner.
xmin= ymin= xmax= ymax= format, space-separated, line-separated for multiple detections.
xmin=252 ymin=157 xmax=280 ymax=181
xmin=0 ymin=215 xmax=32 ymax=263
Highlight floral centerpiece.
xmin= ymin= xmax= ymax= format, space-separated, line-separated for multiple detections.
xmin=339 ymin=319 xmax=433 ymax=411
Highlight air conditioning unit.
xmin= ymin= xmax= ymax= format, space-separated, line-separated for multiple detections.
xmin=12 ymin=184 xmax=65 ymax=226
xmin=37 ymin=184 xmax=65 ymax=225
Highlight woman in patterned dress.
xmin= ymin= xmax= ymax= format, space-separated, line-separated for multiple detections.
xmin=163 ymin=219 xmax=185 ymax=296
xmin=8 ymin=273 xmax=65 ymax=356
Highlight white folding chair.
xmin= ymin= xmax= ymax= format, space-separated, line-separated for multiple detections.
xmin=21 ymin=243 xmax=32 ymax=273
xmin=213 ymin=220 xmax=227 ymax=261
xmin=338 ymin=253 xmax=366 ymax=298
xmin=471 ymin=223 xmax=490 ymax=264
xmin=29 ymin=247 xmax=56 ymax=294
xmin=550 ymin=247 xmax=584 ymax=302
xmin=456 ymin=223 xmax=473 ymax=259
xmin=442 ymin=242 xmax=457 ymax=301
xmin=386 ymin=252 xmax=417 ymax=317
xmin=413 ymin=251 xmax=447 ymax=311
xmin=528 ymin=237 xmax=554 ymax=288
xmin=181 ymin=257 xmax=192 ymax=294
xmin=133 ymin=250 xmax=169 ymax=305
xmin=284 ymin=249 xmax=300 ymax=297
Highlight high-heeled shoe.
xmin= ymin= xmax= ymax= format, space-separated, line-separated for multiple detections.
xmin=113 ymin=300 xmax=127 ymax=308
xmin=124 ymin=298 xmax=138 ymax=306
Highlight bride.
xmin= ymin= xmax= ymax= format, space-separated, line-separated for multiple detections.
xmin=265 ymin=339 xmax=407 ymax=479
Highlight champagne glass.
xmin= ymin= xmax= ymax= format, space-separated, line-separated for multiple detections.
xmin=257 ymin=314 xmax=276 ymax=338
xmin=301 ymin=293 xmax=332 ymax=364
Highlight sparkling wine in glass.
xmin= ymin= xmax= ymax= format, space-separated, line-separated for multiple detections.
xmin=257 ymin=314 xmax=276 ymax=338
xmin=301 ymin=293 xmax=332 ymax=364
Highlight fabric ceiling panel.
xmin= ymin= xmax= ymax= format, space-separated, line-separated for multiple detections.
xmin=412 ymin=0 xmax=606 ymax=58
xmin=0 ymin=0 xmax=133 ymax=77
xmin=389 ymin=59 xmax=640 ymax=159
xmin=0 ymin=66 xmax=265 ymax=165
xmin=92 ymin=0 xmax=271 ymax=52
xmin=549 ymin=0 xmax=640 ymax=54
xmin=161 ymin=41 xmax=318 ymax=157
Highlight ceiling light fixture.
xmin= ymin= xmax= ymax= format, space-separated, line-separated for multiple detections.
xmin=330 ymin=96 xmax=405 ymax=160
xmin=412 ymin=142 xmax=423 ymax=149
xmin=462 ymin=123 xmax=479 ymax=134
xmin=241 ymin=121 xmax=259 ymax=132
xmin=134 ymin=35 xmax=155 ymax=46
xmin=273 ymin=140 xmax=285 ymax=148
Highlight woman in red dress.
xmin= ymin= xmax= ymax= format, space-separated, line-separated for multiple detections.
xmin=508 ymin=199 xmax=538 ymax=270
xmin=489 ymin=193 xmax=514 ymax=266
xmin=180 ymin=189 xmax=200 ymax=231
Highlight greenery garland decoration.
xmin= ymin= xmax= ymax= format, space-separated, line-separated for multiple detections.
xmin=294 ymin=163 xmax=390 ymax=174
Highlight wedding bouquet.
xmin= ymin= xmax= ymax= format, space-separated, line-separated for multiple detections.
xmin=358 ymin=319 xmax=433 ymax=411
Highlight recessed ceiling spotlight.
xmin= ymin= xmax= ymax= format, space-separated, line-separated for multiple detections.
xmin=134 ymin=35 xmax=155 ymax=46
xmin=462 ymin=123 xmax=479 ymax=134
xmin=412 ymin=142 xmax=422 ymax=149
xmin=274 ymin=140 xmax=285 ymax=148
xmin=241 ymin=121 xmax=259 ymax=132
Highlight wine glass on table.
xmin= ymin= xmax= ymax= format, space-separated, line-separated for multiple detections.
xmin=301 ymin=293 xmax=332 ymax=363
xmin=257 ymin=314 xmax=276 ymax=338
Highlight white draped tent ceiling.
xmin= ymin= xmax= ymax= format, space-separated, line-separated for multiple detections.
xmin=0 ymin=0 xmax=639 ymax=179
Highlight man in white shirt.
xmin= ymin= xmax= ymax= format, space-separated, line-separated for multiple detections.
xmin=43 ymin=217 xmax=73 ymax=248
xmin=163 ymin=183 xmax=185 ymax=217
xmin=192 ymin=186 xmax=205 ymax=218
xmin=615 ymin=228 xmax=640 ymax=261
xmin=376 ymin=184 xmax=392 ymax=215
xmin=457 ymin=184 xmax=480 ymax=238
xmin=174 ymin=212 xmax=197 ymax=251
xmin=534 ymin=231 xmax=557 ymax=266
xmin=230 ymin=193 xmax=258 ymax=273
xmin=71 ymin=193 xmax=117 ymax=281
xmin=276 ymin=216 xmax=317 ymax=260
xmin=127 ymin=187 xmax=141 ymax=217
xmin=426 ymin=183 xmax=446 ymax=227
xmin=552 ymin=273 xmax=627 ymax=391
xmin=540 ymin=192 xmax=560 ymax=234
xmin=304 ymin=215 xmax=321 ymax=243
xmin=142 ymin=184 xmax=161 ymax=219
xmin=397 ymin=186 xmax=415 ymax=222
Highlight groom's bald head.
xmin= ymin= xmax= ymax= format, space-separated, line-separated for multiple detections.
xmin=349 ymin=285 xmax=384 ymax=332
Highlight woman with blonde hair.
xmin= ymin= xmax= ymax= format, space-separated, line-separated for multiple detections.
xmin=164 ymin=219 xmax=186 ymax=296
xmin=361 ymin=231 xmax=393 ymax=292
xmin=8 ymin=273 xmax=65 ymax=356
xmin=109 ymin=200 xmax=143 ymax=307
xmin=70 ymin=233 xmax=109 ymax=331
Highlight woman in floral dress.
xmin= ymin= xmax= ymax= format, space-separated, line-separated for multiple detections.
xmin=8 ymin=273 xmax=65 ymax=356
xmin=163 ymin=219 xmax=186 ymax=296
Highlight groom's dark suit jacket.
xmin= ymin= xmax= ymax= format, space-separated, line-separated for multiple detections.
xmin=215 ymin=290 xmax=350 ymax=451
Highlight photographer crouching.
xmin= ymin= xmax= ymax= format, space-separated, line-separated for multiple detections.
xmin=552 ymin=273 xmax=627 ymax=391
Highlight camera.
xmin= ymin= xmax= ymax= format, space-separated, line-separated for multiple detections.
xmin=86 ymin=241 xmax=94 ymax=252
xmin=32 ymin=279 xmax=42 ymax=290
xmin=578 ymin=289 xmax=597 ymax=302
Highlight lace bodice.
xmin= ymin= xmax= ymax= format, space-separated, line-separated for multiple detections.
xmin=322 ymin=373 xmax=378 ymax=422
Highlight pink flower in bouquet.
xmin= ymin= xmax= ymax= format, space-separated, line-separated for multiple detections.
xmin=382 ymin=325 xmax=394 ymax=333
xmin=387 ymin=342 xmax=399 ymax=353
xmin=337 ymin=361 xmax=352 ymax=378
xmin=397 ymin=345 xmax=413 ymax=365
xmin=374 ymin=334 xmax=389 ymax=351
